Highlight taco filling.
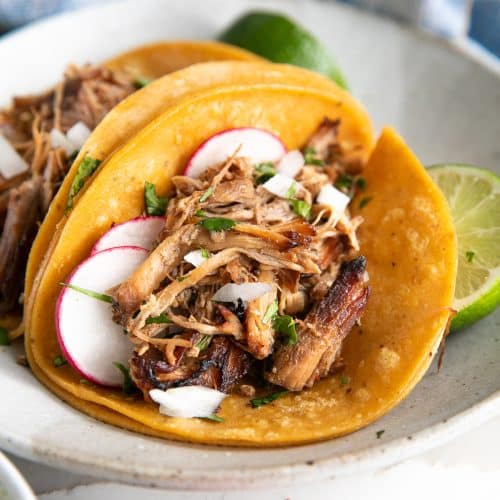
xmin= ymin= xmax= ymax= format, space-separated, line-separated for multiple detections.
xmin=61 ymin=119 xmax=371 ymax=416
xmin=0 ymin=64 xmax=135 ymax=316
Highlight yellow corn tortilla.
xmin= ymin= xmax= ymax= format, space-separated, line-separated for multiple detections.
xmin=24 ymin=59 xmax=355 ymax=336
xmin=26 ymin=86 xmax=456 ymax=446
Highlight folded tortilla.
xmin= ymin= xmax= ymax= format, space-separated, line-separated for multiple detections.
xmin=24 ymin=59 xmax=356 ymax=335
xmin=26 ymin=83 xmax=456 ymax=446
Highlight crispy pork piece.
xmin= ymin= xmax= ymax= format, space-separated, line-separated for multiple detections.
xmin=265 ymin=257 xmax=369 ymax=391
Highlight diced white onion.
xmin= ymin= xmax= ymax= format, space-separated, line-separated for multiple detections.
xmin=317 ymin=184 xmax=350 ymax=216
xmin=212 ymin=282 xmax=273 ymax=303
xmin=66 ymin=121 xmax=91 ymax=150
xmin=277 ymin=150 xmax=304 ymax=178
xmin=184 ymin=249 xmax=208 ymax=267
xmin=0 ymin=133 xmax=29 ymax=179
xmin=263 ymin=174 xmax=303 ymax=199
xmin=149 ymin=386 xmax=226 ymax=418
xmin=50 ymin=128 xmax=75 ymax=155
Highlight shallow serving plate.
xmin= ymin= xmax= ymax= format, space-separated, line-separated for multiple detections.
xmin=0 ymin=0 xmax=499 ymax=490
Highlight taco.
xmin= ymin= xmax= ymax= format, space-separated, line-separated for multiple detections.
xmin=26 ymin=82 xmax=456 ymax=446
xmin=0 ymin=41 xmax=259 ymax=335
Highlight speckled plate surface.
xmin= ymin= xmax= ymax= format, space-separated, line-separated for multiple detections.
xmin=0 ymin=0 xmax=499 ymax=490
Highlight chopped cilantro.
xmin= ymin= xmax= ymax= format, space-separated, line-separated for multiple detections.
xmin=113 ymin=362 xmax=136 ymax=395
xmin=79 ymin=378 xmax=91 ymax=385
xmin=335 ymin=173 xmax=353 ymax=191
xmin=289 ymin=199 xmax=311 ymax=220
xmin=195 ymin=209 xmax=206 ymax=217
xmin=198 ymin=217 xmax=236 ymax=232
xmin=133 ymin=77 xmax=152 ymax=89
xmin=262 ymin=300 xmax=279 ymax=325
xmin=376 ymin=430 xmax=385 ymax=439
xmin=202 ymin=414 xmax=224 ymax=423
xmin=145 ymin=313 xmax=172 ymax=325
xmin=359 ymin=196 xmax=372 ymax=209
xmin=273 ymin=314 xmax=298 ymax=345
xmin=285 ymin=182 xmax=297 ymax=199
xmin=303 ymin=147 xmax=325 ymax=166
xmin=0 ymin=327 xmax=10 ymax=346
xmin=251 ymin=390 xmax=289 ymax=408
xmin=59 ymin=282 xmax=112 ymax=303
xmin=200 ymin=248 xmax=210 ymax=259
xmin=465 ymin=250 xmax=475 ymax=263
xmin=53 ymin=355 xmax=67 ymax=368
xmin=196 ymin=335 xmax=212 ymax=352
xmin=356 ymin=176 xmax=367 ymax=190
xmin=144 ymin=181 xmax=168 ymax=216
xmin=66 ymin=156 xmax=101 ymax=212
xmin=340 ymin=374 xmax=350 ymax=385
xmin=199 ymin=186 xmax=215 ymax=203
xmin=254 ymin=162 xmax=276 ymax=184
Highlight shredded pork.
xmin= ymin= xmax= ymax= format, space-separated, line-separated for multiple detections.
xmin=0 ymin=65 xmax=135 ymax=316
xmin=109 ymin=119 xmax=370 ymax=396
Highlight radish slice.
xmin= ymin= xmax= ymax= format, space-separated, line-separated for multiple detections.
xmin=184 ymin=127 xmax=286 ymax=178
xmin=262 ymin=174 xmax=303 ymax=199
xmin=149 ymin=386 xmax=226 ymax=418
xmin=317 ymin=184 xmax=350 ymax=216
xmin=56 ymin=246 xmax=148 ymax=387
xmin=66 ymin=121 xmax=91 ymax=150
xmin=91 ymin=216 xmax=164 ymax=255
xmin=277 ymin=150 xmax=304 ymax=178
xmin=50 ymin=128 xmax=75 ymax=155
xmin=0 ymin=134 xmax=29 ymax=179
xmin=184 ymin=249 xmax=209 ymax=267
xmin=212 ymin=282 xmax=273 ymax=303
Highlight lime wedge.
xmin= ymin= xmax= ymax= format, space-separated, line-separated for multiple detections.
xmin=428 ymin=164 xmax=500 ymax=331
xmin=218 ymin=11 xmax=348 ymax=89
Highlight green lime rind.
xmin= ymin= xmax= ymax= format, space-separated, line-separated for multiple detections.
xmin=427 ymin=164 xmax=500 ymax=332
xmin=218 ymin=11 xmax=348 ymax=89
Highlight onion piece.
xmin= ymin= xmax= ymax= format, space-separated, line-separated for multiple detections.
xmin=50 ymin=129 xmax=75 ymax=155
xmin=0 ymin=134 xmax=29 ymax=179
xmin=149 ymin=386 xmax=226 ymax=418
xmin=184 ymin=249 xmax=209 ymax=267
xmin=277 ymin=150 xmax=304 ymax=178
xmin=317 ymin=184 xmax=350 ymax=216
xmin=262 ymin=174 xmax=303 ymax=199
xmin=66 ymin=121 xmax=91 ymax=150
xmin=212 ymin=282 xmax=273 ymax=303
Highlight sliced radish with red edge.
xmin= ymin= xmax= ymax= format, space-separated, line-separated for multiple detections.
xmin=184 ymin=127 xmax=286 ymax=178
xmin=56 ymin=246 xmax=148 ymax=387
xmin=91 ymin=216 xmax=164 ymax=255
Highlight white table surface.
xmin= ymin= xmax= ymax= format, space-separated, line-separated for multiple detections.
xmin=4 ymin=412 xmax=500 ymax=499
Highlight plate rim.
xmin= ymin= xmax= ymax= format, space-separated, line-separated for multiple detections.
xmin=0 ymin=0 xmax=499 ymax=490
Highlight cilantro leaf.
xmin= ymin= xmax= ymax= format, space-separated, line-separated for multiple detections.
xmin=199 ymin=186 xmax=215 ymax=203
xmin=465 ymin=250 xmax=475 ymax=263
xmin=335 ymin=173 xmax=353 ymax=191
xmin=359 ymin=196 xmax=372 ymax=209
xmin=198 ymin=217 xmax=236 ymax=232
xmin=66 ymin=156 xmax=101 ymax=212
xmin=285 ymin=182 xmax=297 ymax=199
xmin=251 ymin=390 xmax=289 ymax=408
xmin=195 ymin=209 xmax=206 ymax=217
xmin=196 ymin=335 xmax=212 ymax=352
xmin=144 ymin=181 xmax=168 ymax=216
xmin=59 ymin=282 xmax=112 ymax=303
xmin=254 ymin=162 xmax=276 ymax=184
xmin=200 ymin=248 xmax=210 ymax=259
xmin=133 ymin=77 xmax=152 ymax=89
xmin=289 ymin=199 xmax=311 ymax=220
xmin=262 ymin=300 xmax=279 ymax=324
xmin=53 ymin=355 xmax=67 ymax=368
xmin=113 ymin=362 xmax=136 ymax=395
xmin=273 ymin=314 xmax=298 ymax=345
xmin=145 ymin=313 xmax=172 ymax=325
xmin=303 ymin=147 xmax=325 ymax=166
xmin=356 ymin=176 xmax=367 ymax=190
xmin=202 ymin=414 xmax=224 ymax=422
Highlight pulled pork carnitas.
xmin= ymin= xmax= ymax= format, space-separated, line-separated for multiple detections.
xmin=0 ymin=65 xmax=135 ymax=315
xmin=111 ymin=119 xmax=371 ymax=396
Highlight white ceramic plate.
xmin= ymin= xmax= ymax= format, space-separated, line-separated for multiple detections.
xmin=0 ymin=0 xmax=499 ymax=490
xmin=0 ymin=452 xmax=35 ymax=500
